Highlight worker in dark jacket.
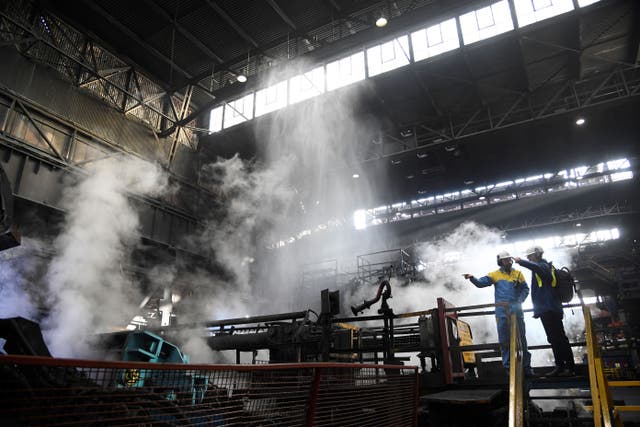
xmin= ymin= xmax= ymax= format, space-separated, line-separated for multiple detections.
xmin=464 ymin=251 xmax=533 ymax=376
xmin=515 ymin=246 xmax=575 ymax=377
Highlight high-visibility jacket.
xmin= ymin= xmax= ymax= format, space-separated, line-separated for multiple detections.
xmin=517 ymin=258 xmax=563 ymax=318
xmin=470 ymin=268 xmax=529 ymax=318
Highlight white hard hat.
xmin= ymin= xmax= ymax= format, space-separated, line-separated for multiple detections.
xmin=525 ymin=245 xmax=543 ymax=256
xmin=497 ymin=251 xmax=512 ymax=260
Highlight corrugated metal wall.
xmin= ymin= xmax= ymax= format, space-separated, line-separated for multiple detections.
xmin=0 ymin=47 xmax=171 ymax=164
xmin=0 ymin=47 xmax=213 ymax=251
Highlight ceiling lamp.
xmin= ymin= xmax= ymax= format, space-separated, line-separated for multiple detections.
xmin=236 ymin=74 xmax=247 ymax=83
xmin=352 ymin=173 xmax=360 ymax=179
xmin=575 ymin=117 xmax=585 ymax=126
xmin=375 ymin=16 xmax=388 ymax=27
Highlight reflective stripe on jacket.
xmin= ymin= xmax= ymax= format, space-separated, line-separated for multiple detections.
xmin=518 ymin=258 xmax=563 ymax=318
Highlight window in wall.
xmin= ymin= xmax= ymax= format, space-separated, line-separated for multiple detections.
xmin=326 ymin=51 xmax=366 ymax=91
xmin=72 ymin=135 xmax=109 ymax=165
xmin=209 ymin=105 xmax=223 ymax=133
xmin=9 ymin=112 xmax=70 ymax=156
xmin=578 ymin=0 xmax=601 ymax=6
xmin=411 ymin=18 xmax=460 ymax=62
xmin=459 ymin=0 xmax=514 ymax=45
xmin=223 ymin=93 xmax=254 ymax=129
xmin=255 ymin=80 xmax=288 ymax=117
xmin=289 ymin=66 xmax=325 ymax=104
xmin=0 ymin=98 xmax=11 ymax=132
xmin=513 ymin=0 xmax=574 ymax=27
xmin=367 ymin=35 xmax=410 ymax=77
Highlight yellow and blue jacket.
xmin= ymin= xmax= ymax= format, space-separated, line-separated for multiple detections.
xmin=470 ymin=268 xmax=529 ymax=318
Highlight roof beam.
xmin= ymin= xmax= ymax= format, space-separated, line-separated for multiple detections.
xmin=0 ymin=10 xmax=177 ymax=122
xmin=507 ymin=1 xmax=533 ymax=92
xmin=571 ymin=14 xmax=583 ymax=80
xmin=140 ymin=0 xmax=225 ymax=64
xmin=81 ymin=1 xmax=195 ymax=80
xmin=522 ymin=36 xmax=637 ymax=69
xmin=203 ymin=0 xmax=258 ymax=48
xmin=266 ymin=0 xmax=297 ymax=31
xmin=629 ymin=0 xmax=640 ymax=65
xmin=179 ymin=0 xmax=385 ymax=89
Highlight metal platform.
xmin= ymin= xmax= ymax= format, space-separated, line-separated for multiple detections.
xmin=424 ymin=389 xmax=503 ymax=405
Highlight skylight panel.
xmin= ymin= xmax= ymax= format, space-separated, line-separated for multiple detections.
xmin=577 ymin=0 xmax=601 ymax=6
xmin=459 ymin=0 xmax=514 ymax=45
xmin=606 ymin=158 xmax=630 ymax=170
xmin=209 ymin=105 xmax=223 ymax=133
xmin=367 ymin=36 xmax=410 ymax=77
xmin=254 ymin=80 xmax=288 ymax=117
xmin=353 ymin=209 xmax=367 ymax=230
xmin=513 ymin=0 xmax=574 ymax=28
xmin=289 ymin=66 xmax=325 ymax=105
xmin=223 ymin=93 xmax=254 ymax=129
xmin=610 ymin=171 xmax=633 ymax=182
xmin=326 ymin=51 xmax=366 ymax=91
xmin=411 ymin=18 xmax=460 ymax=62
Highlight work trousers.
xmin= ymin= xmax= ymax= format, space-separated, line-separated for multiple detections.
xmin=540 ymin=311 xmax=574 ymax=368
xmin=496 ymin=315 xmax=531 ymax=370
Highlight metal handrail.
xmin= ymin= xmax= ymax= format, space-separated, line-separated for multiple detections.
xmin=583 ymin=303 xmax=624 ymax=427
xmin=508 ymin=311 xmax=524 ymax=427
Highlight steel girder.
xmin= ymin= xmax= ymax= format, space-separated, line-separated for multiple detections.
xmin=372 ymin=66 xmax=640 ymax=162
xmin=0 ymin=7 xmax=198 ymax=148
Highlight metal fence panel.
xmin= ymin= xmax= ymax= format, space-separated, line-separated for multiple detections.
xmin=0 ymin=356 xmax=417 ymax=426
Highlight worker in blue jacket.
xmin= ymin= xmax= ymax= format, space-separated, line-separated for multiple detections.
xmin=515 ymin=246 xmax=575 ymax=377
xmin=463 ymin=251 xmax=532 ymax=376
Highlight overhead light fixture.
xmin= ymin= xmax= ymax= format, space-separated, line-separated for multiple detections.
xmin=575 ymin=117 xmax=585 ymax=126
xmin=444 ymin=143 xmax=457 ymax=152
xmin=375 ymin=16 xmax=388 ymax=27
xmin=464 ymin=179 xmax=474 ymax=185
xmin=478 ymin=196 xmax=486 ymax=200
xmin=576 ymin=223 xmax=582 ymax=227
xmin=416 ymin=152 xmax=428 ymax=159
xmin=391 ymin=159 xmax=402 ymax=165
xmin=352 ymin=173 xmax=360 ymax=179
xmin=237 ymin=50 xmax=250 ymax=83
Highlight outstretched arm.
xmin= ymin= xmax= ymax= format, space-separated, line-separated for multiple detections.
xmin=463 ymin=274 xmax=493 ymax=288
xmin=514 ymin=258 xmax=551 ymax=281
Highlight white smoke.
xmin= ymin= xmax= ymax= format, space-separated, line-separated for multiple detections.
xmin=349 ymin=221 xmax=580 ymax=368
xmin=43 ymin=156 xmax=167 ymax=358
xmin=188 ymin=154 xmax=296 ymax=317
xmin=0 ymin=244 xmax=39 ymax=320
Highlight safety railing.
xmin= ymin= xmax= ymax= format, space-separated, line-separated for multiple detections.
xmin=441 ymin=301 xmax=525 ymax=426
xmin=508 ymin=311 xmax=524 ymax=427
xmin=0 ymin=355 xmax=418 ymax=426
xmin=582 ymin=304 xmax=626 ymax=427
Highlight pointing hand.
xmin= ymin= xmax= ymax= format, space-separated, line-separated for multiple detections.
xmin=463 ymin=274 xmax=474 ymax=280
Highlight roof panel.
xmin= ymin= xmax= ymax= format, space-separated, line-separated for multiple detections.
xmin=215 ymin=0 xmax=290 ymax=46
xmin=178 ymin=4 xmax=245 ymax=62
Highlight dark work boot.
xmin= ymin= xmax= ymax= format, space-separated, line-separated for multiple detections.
xmin=546 ymin=366 xmax=563 ymax=377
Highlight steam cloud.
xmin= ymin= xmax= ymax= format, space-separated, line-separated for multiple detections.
xmin=344 ymin=221 xmax=582 ymax=368
xmin=0 ymin=240 xmax=41 ymax=321
xmin=43 ymin=157 xmax=167 ymax=358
